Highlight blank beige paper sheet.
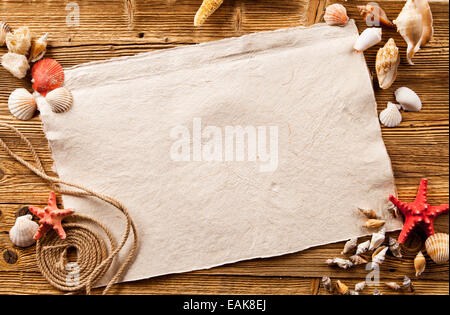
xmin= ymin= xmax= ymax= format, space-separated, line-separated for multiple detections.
xmin=39 ymin=21 xmax=402 ymax=285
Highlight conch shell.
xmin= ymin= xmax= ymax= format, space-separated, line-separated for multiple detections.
xmin=354 ymin=27 xmax=382 ymax=53
xmin=425 ymin=233 xmax=449 ymax=264
xmin=194 ymin=0 xmax=224 ymax=27
xmin=341 ymin=237 xmax=358 ymax=254
xmin=29 ymin=33 xmax=48 ymax=63
xmin=0 ymin=21 xmax=11 ymax=46
xmin=357 ymin=3 xmax=395 ymax=28
xmin=9 ymin=214 xmax=39 ymax=247
xmin=1 ymin=52 xmax=30 ymax=79
xmin=414 ymin=251 xmax=426 ymax=276
xmin=402 ymin=275 xmax=415 ymax=292
xmin=389 ymin=236 xmax=403 ymax=258
xmin=326 ymin=258 xmax=353 ymax=270
xmin=6 ymin=26 xmax=32 ymax=55
xmin=369 ymin=228 xmax=386 ymax=251
xmin=356 ymin=240 xmax=371 ymax=255
xmin=372 ymin=246 xmax=388 ymax=266
xmin=415 ymin=0 xmax=434 ymax=45
xmin=376 ymin=38 xmax=400 ymax=89
xmin=324 ymin=4 xmax=349 ymax=26
xmin=349 ymin=255 xmax=368 ymax=265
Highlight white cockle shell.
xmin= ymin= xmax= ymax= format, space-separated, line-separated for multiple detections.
xmin=45 ymin=86 xmax=73 ymax=113
xmin=9 ymin=214 xmax=39 ymax=247
xmin=395 ymin=87 xmax=422 ymax=112
xmin=8 ymin=88 xmax=37 ymax=120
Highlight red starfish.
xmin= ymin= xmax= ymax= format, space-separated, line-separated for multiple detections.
xmin=28 ymin=191 xmax=75 ymax=240
xmin=389 ymin=178 xmax=449 ymax=244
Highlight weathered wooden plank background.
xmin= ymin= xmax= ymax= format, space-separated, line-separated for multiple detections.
xmin=0 ymin=0 xmax=448 ymax=295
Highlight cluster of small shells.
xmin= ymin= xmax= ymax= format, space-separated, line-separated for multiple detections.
xmin=379 ymin=87 xmax=422 ymax=127
xmin=322 ymin=276 xmax=416 ymax=295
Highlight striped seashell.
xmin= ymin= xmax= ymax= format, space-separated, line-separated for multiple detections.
xmin=9 ymin=214 xmax=39 ymax=247
xmin=45 ymin=87 xmax=73 ymax=113
xmin=379 ymin=102 xmax=402 ymax=128
xmin=8 ymin=88 xmax=37 ymax=120
xmin=31 ymin=58 xmax=64 ymax=96
xmin=324 ymin=4 xmax=349 ymax=26
xmin=425 ymin=233 xmax=449 ymax=265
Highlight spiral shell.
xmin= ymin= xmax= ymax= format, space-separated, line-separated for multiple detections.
xmin=0 ymin=21 xmax=11 ymax=46
xmin=29 ymin=33 xmax=48 ymax=63
xmin=324 ymin=4 xmax=349 ymax=26
xmin=6 ymin=26 xmax=32 ymax=55
xmin=32 ymin=58 xmax=65 ymax=96
xmin=376 ymin=38 xmax=400 ymax=90
xmin=414 ymin=251 xmax=426 ymax=276
xmin=8 ymin=88 xmax=37 ymax=120
xmin=336 ymin=280 xmax=349 ymax=295
xmin=354 ymin=27 xmax=382 ymax=53
xmin=395 ymin=87 xmax=422 ymax=112
xmin=341 ymin=237 xmax=358 ymax=254
xmin=45 ymin=87 xmax=73 ymax=113
xmin=369 ymin=228 xmax=386 ymax=251
xmin=9 ymin=215 xmax=39 ymax=247
xmin=1 ymin=52 xmax=30 ymax=79
xmin=363 ymin=219 xmax=386 ymax=229
xmin=379 ymin=102 xmax=402 ymax=128
xmin=425 ymin=233 xmax=449 ymax=264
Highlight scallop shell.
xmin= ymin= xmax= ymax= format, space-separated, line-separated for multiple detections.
xmin=9 ymin=214 xmax=39 ymax=247
xmin=364 ymin=219 xmax=386 ymax=229
xmin=6 ymin=26 xmax=32 ymax=55
xmin=358 ymin=207 xmax=378 ymax=219
xmin=0 ymin=21 xmax=11 ymax=46
xmin=414 ymin=251 xmax=426 ymax=276
xmin=29 ymin=33 xmax=48 ymax=63
xmin=415 ymin=0 xmax=434 ymax=46
xmin=354 ymin=27 xmax=382 ymax=53
xmin=369 ymin=228 xmax=386 ymax=251
xmin=324 ymin=4 xmax=349 ymax=26
xmin=194 ymin=0 xmax=224 ymax=27
xmin=379 ymin=102 xmax=402 ymax=128
xmin=45 ymin=87 xmax=73 ymax=113
xmin=31 ymin=58 xmax=65 ymax=96
xmin=8 ymin=88 xmax=37 ymax=120
xmin=1 ymin=52 xmax=30 ymax=79
xmin=341 ymin=237 xmax=358 ymax=254
xmin=357 ymin=3 xmax=395 ymax=29
xmin=336 ymin=280 xmax=349 ymax=295
xmin=425 ymin=233 xmax=449 ymax=265
xmin=395 ymin=87 xmax=422 ymax=112
xmin=356 ymin=240 xmax=371 ymax=255
xmin=376 ymin=38 xmax=400 ymax=89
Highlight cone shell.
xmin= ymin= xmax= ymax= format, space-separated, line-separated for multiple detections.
xmin=414 ymin=251 xmax=426 ymax=276
xmin=354 ymin=27 xmax=382 ymax=53
xmin=358 ymin=207 xmax=378 ymax=219
xmin=349 ymin=255 xmax=368 ymax=265
xmin=8 ymin=88 xmax=37 ymax=120
xmin=336 ymin=280 xmax=349 ymax=295
xmin=364 ymin=219 xmax=386 ymax=229
xmin=324 ymin=4 xmax=349 ymax=26
xmin=379 ymin=102 xmax=402 ymax=128
xmin=425 ymin=233 xmax=449 ymax=264
xmin=0 ymin=21 xmax=11 ymax=46
xmin=45 ymin=87 xmax=73 ymax=113
xmin=376 ymin=38 xmax=400 ymax=89
xmin=356 ymin=240 xmax=371 ymax=255
xmin=32 ymin=58 xmax=64 ymax=96
xmin=9 ymin=215 xmax=39 ymax=247
xmin=194 ymin=0 xmax=224 ymax=27
xmin=6 ymin=26 xmax=32 ymax=55
xmin=395 ymin=87 xmax=422 ymax=112
xmin=29 ymin=33 xmax=48 ymax=63
xmin=1 ymin=52 xmax=30 ymax=79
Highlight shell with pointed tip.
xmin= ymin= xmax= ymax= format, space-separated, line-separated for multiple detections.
xmin=364 ymin=219 xmax=386 ymax=229
xmin=349 ymin=255 xmax=368 ymax=265
xmin=369 ymin=228 xmax=386 ymax=251
xmin=425 ymin=233 xmax=449 ymax=265
xmin=45 ymin=87 xmax=73 ymax=113
xmin=403 ymin=275 xmax=415 ymax=292
xmin=389 ymin=237 xmax=403 ymax=258
xmin=341 ymin=238 xmax=358 ymax=254
xmin=9 ymin=215 xmax=39 ymax=247
xmin=354 ymin=27 xmax=382 ymax=53
xmin=355 ymin=281 xmax=366 ymax=292
xmin=376 ymin=38 xmax=400 ymax=89
xmin=414 ymin=251 xmax=426 ymax=276
xmin=379 ymin=102 xmax=402 ymax=128
xmin=357 ymin=3 xmax=395 ymax=28
xmin=385 ymin=282 xmax=401 ymax=291
xmin=415 ymin=0 xmax=433 ymax=46
xmin=372 ymin=246 xmax=388 ymax=265
xmin=336 ymin=280 xmax=349 ymax=295
xmin=356 ymin=240 xmax=371 ymax=255
xmin=29 ymin=33 xmax=48 ymax=63
xmin=395 ymin=87 xmax=422 ymax=112
xmin=358 ymin=207 xmax=378 ymax=219
xmin=6 ymin=26 xmax=32 ymax=55
xmin=32 ymin=58 xmax=64 ymax=96
xmin=0 ymin=21 xmax=11 ymax=46
xmin=194 ymin=0 xmax=224 ymax=27
xmin=324 ymin=4 xmax=349 ymax=26
xmin=8 ymin=88 xmax=37 ymax=120
xmin=321 ymin=276 xmax=332 ymax=293
xmin=1 ymin=52 xmax=30 ymax=79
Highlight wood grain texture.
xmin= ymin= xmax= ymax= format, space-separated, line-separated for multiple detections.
xmin=0 ymin=0 xmax=448 ymax=295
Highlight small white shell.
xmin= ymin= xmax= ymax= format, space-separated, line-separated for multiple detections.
xmin=379 ymin=102 xmax=402 ymax=128
xmin=376 ymin=38 xmax=400 ymax=89
xmin=372 ymin=246 xmax=389 ymax=266
xmin=349 ymin=255 xmax=368 ymax=265
xmin=355 ymin=281 xmax=366 ymax=292
xmin=341 ymin=237 xmax=358 ymax=254
xmin=324 ymin=4 xmax=349 ymax=26
xmin=356 ymin=240 xmax=371 ymax=255
xmin=9 ymin=214 xmax=39 ymax=247
xmin=29 ymin=33 xmax=48 ymax=63
xmin=1 ymin=52 xmax=30 ymax=79
xmin=369 ymin=228 xmax=386 ymax=251
xmin=326 ymin=258 xmax=353 ymax=269
xmin=354 ymin=27 xmax=382 ymax=53
xmin=0 ymin=21 xmax=11 ymax=46
xmin=425 ymin=233 xmax=449 ymax=264
xmin=8 ymin=88 xmax=37 ymax=120
xmin=45 ymin=87 xmax=73 ymax=113
xmin=395 ymin=87 xmax=422 ymax=112
xmin=6 ymin=26 xmax=32 ymax=55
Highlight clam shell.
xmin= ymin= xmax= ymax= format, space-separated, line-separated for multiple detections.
xmin=324 ymin=4 xmax=349 ymax=26
xmin=29 ymin=33 xmax=48 ymax=63
xmin=425 ymin=233 xmax=449 ymax=264
xmin=6 ymin=26 xmax=32 ymax=55
xmin=379 ymin=102 xmax=402 ymax=128
xmin=414 ymin=251 xmax=426 ymax=276
xmin=9 ymin=214 xmax=39 ymax=247
xmin=32 ymin=58 xmax=64 ymax=96
xmin=354 ymin=27 xmax=382 ymax=53
xmin=1 ymin=52 xmax=30 ymax=79
xmin=376 ymin=38 xmax=400 ymax=89
xmin=0 ymin=21 xmax=11 ymax=46
xmin=395 ymin=87 xmax=422 ymax=112
xmin=45 ymin=87 xmax=73 ymax=113
xmin=8 ymin=88 xmax=37 ymax=120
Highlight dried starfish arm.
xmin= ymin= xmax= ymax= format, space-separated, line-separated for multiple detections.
xmin=194 ymin=0 xmax=224 ymax=27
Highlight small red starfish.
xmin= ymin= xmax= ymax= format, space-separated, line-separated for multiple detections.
xmin=28 ymin=191 xmax=75 ymax=240
xmin=389 ymin=178 xmax=449 ymax=244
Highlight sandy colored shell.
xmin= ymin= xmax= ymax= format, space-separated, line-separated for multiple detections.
xmin=395 ymin=87 xmax=422 ymax=112
xmin=324 ymin=4 xmax=349 ymax=26
xmin=385 ymin=282 xmax=401 ymax=291
xmin=414 ymin=251 xmax=426 ymax=276
xmin=425 ymin=233 xmax=449 ymax=264
xmin=369 ymin=228 xmax=386 ymax=251
xmin=336 ymin=280 xmax=349 ymax=295
xmin=1 ymin=52 xmax=30 ymax=79
xmin=29 ymin=33 xmax=48 ymax=63
xmin=32 ymin=58 xmax=65 ymax=96
xmin=415 ymin=0 xmax=434 ymax=46
xmin=379 ymin=102 xmax=402 ymax=128
xmin=6 ymin=26 xmax=32 ymax=55
xmin=8 ymin=88 xmax=37 ymax=120
xmin=349 ymin=255 xmax=368 ymax=265
xmin=45 ymin=87 xmax=73 ymax=113
xmin=354 ymin=27 xmax=382 ymax=53
xmin=358 ymin=207 xmax=378 ymax=219
xmin=376 ymin=38 xmax=400 ymax=89
xmin=0 ymin=21 xmax=11 ymax=46
xmin=194 ymin=0 xmax=224 ymax=27
xmin=9 ymin=214 xmax=39 ymax=247
xmin=372 ymin=246 xmax=388 ymax=266
xmin=364 ymin=219 xmax=386 ymax=229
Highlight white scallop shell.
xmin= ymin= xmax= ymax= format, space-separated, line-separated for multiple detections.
xmin=0 ymin=21 xmax=11 ymax=46
xmin=8 ymin=88 xmax=37 ymax=120
xmin=395 ymin=87 xmax=422 ymax=112
xmin=45 ymin=87 xmax=73 ymax=113
xmin=324 ymin=4 xmax=349 ymax=26
xmin=1 ymin=52 xmax=30 ymax=79
xmin=379 ymin=102 xmax=402 ymax=127
xmin=354 ymin=27 xmax=382 ymax=53
xmin=9 ymin=214 xmax=39 ymax=247
xmin=425 ymin=233 xmax=449 ymax=265
xmin=376 ymin=38 xmax=400 ymax=90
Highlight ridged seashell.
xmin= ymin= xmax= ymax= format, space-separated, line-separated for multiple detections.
xmin=45 ymin=87 xmax=73 ymax=113
xmin=355 ymin=281 xmax=366 ymax=292
xmin=425 ymin=233 xmax=449 ymax=264
xmin=324 ymin=4 xmax=349 ymax=27
xmin=9 ymin=214 xmax=39 ymax=247
xmin=326 ymin=258 xmax=353 ymax=270
xmin=402 ymin=275 xmax=415 ymax=293
xmin=389 ymin=237 xmax=403 ymax=258
xmin=364 ymin=219 xmax=386 ymax=229
xmin=1 ymin=52 xmax=30 ymax=79
xmin=356 ymin=240 xmax=371 ymax=255
xmin=354 ymin=27 xmax=382 ymax=53
xmin=0 ymin=21 xmax=11 ymax=46
xmin=415 ymin=0 xmax=434 ymax=46
xmin=358 ymin=208 xmax=378 ymax=219
xmin=194 ymin=0 xmax=224 ymax=27
xmin=373 ymin=288 xmax=383 ymax=295
xmin=385 ymin=282 xmax=401 ymax=291
xmin=372 ymin=246 xmax=388 ymax=266
xmin=32 ymin=58 xmax=65 ymax=96
xmin=357 ymin=3 xmax=395 ymax=29
xmin=321 ymin=276 xmax=332 ymax=293
xmin=8 ymin=88 xmax=37 ymax=120
xmin=414 ymin=251 xmax=426 ymax=276
xmin=29 ymin=33 xmax=48 ymax=63
xmin=6 ymin=26 xmax=32 ymax=55
xmin=376 ymin=38 xmax=400 ymax=89
xmin=369 ymin=228 xmax=386 ymax=251
xmin=395 ymin=87 xmax=422 ymax=112
xmin=336 ymin=280 xmax=349 ymax=295
xmin=349 ymin=255 xmax=368 ymax=265
xmin=379 ymin=102 xmax=402 ymax=128
xmin=341 ymin=237 xmax=358 ymax=254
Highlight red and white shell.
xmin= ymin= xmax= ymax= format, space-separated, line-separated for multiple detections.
xmin=31 ymin=58 xmax=64 ymax=96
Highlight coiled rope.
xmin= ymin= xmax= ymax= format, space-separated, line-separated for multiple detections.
xmin=0 ymin=122 xmax=138 ymax=294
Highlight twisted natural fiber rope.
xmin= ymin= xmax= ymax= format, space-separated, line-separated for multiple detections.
xmin=0 ymin=122 xmax=138 ymax=294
